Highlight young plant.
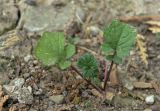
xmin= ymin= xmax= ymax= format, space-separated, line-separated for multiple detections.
xmin=34 ymin=20 xmax=137 ymax=95
xmin=77 ymin=20 xmax=137 ymax=91
xmin=102 ymin=20 xmax=137 ymax=90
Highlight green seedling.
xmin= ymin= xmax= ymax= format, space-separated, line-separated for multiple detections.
xmin=77 ymin=20 xmax=137 ymax=92
xmin=35 ymin=20 xmax=137 ymax=94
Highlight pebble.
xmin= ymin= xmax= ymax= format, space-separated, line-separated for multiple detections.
xmin=86 ymin=26 xmax=102 ymax=37
xmin=33 ymin=89 xmax=43 ymax=95
xmin=10 ymin=78 xmax=25 ymax=89
xmin=23 ymin=73 xmax=30 ymax=78
xmin=124 ymin=81 xmax=134 ymax=91
xmin=49 ymin=95 xmax=64 ymax=104
xmin=145 ymin=95 xmax=155 ymax=105
xmin=17 ymin=87 xmax=33 ymax=104
xmin=3 ymin=78 xmax=33 ymax=104
xmin=144 ymin=109 xmax=152 ymax=111
xmin=24 ymin=55 xmax=32 ymax=62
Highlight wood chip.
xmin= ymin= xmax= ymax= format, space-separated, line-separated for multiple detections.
xmin=133 ymin=82 xmax=153 ymax=89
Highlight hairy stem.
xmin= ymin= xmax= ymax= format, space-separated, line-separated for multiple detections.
xmin=71 ymin=65 xmax=103 ymax=94
xmin=103 ymin=61 xmax=114 ymax=90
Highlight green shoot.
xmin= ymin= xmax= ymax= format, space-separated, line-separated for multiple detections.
xmin=102 ymin=20 xmax=137 ymax=89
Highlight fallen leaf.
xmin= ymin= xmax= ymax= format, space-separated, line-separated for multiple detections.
xmin=145 ymin=20 xmax=160 ymax=33
xmin=133 ymin=81 xmax=153 ymax=89
xmin=146 ymin=21 xmax=160 ymax=27
xmin=148 ymin=26 xmax=160 ymax=33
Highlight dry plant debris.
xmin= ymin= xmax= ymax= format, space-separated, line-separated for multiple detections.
xmin=0 ymin=85 xmax=9 ymax=111
xmin=136 ymin=34 xmax=148 ymax=67
xmin=133 ymin=81 xmax=153 ymax=89
xmin=0 ymin=85 xmax=15 ymax=111
xmin=146 ymin=20 xmax=160 ymax=33
xmin=119 ymin=15 xmax=160 ymax=22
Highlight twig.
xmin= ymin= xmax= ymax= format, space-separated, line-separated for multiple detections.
xmin=103 ymin=61 xmax=114 ymax=91
xmin=119 ymin=15 xmax=160 ymax=22
xmin=71 ymin=65 xmax=103 ymax=94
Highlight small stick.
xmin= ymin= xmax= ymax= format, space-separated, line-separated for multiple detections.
xmin=71 ymin=65 xmax=103 ymax=94
xmin=119 ymin=15 xmax=160 ymax=22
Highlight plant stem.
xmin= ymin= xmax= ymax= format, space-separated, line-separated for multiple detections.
xmin=103 ymin=61 xmax=108 ymax=85
xmin=103 ymin=61 xmax=114 ymax=91
xmin=71 ymin=65 xmax=103 ymax=94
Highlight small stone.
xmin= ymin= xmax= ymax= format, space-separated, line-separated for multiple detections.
xmin=86 ymin=26 xmax=102 ymax=37
xmin=23 ymin=73 xmax=30 ymax=78
xmin=29 ymin=108 xmax=37 ymax=111
xmin=106 ymin=92 xmax=115 ymax=101
xmin=17 ymin=87 xmax=33 ymax=104
xmin=76 ymin=75 xmax=82 ymax=79
xmin=3 ymin=85 xmax=15 ymax=93
xmin=33 ymin=88 xmax=43 ymax=95
xmin=145 ymin=95 xmax=155 ymax=105
xmin=10 ymin=78 xmax=25 ymax=89
xmin=27 ymin=86 xmax=32 ymax=93
xmin=144 ymin=108 xmax=152 ymax=111
xmin=157 ymin=55 xmax=160 ymax=59
xmin=49 ymin=95 xmax=64 ymax=104
xmin=62 ymin=91 xmax=68 ymax=97
xmin=33 ymin=60 xmax=38 ymax=65
xmin=24 ymin=55 xmax=32 ymax=62
xmin=124 ymin=81 xmax=134 ymax=91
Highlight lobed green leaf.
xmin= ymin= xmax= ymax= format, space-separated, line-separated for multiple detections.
xmin=35 ymin=32 xmax=75 ymax=70
xmin=77 ymin=53 xmax=100 ymax=85
xmin=102 ymin=20 xmax=137 ymax=64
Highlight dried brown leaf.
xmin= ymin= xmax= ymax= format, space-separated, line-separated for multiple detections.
xmin=0 ymin=85 xmax=10 ymax=111
xmin=0 ymin=95 xmax=9 ymax=111
xmin=146 ymin=20 xmax=160 ymax=27
xmin=136 ymin=34 xmax=148 ymax=67
xmin=148 ymin=26 xmax=160 ymax=33
xmin=145 ymin=20 xmax=160 ymax=33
